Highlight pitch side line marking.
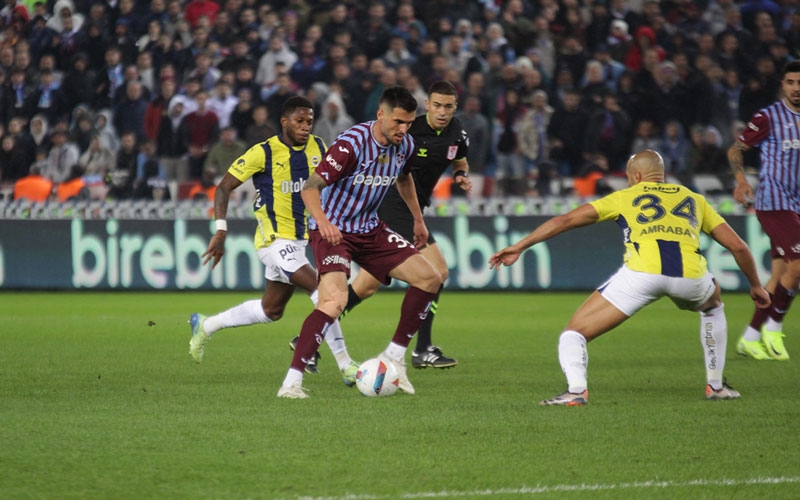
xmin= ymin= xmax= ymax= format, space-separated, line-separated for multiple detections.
xmin=293 ymin=476 xmax=800 ymax=499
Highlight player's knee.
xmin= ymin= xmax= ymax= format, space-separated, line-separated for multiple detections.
xmin=438 ymin=266 xmax=450 ymax=283
xmin=263 ymin=304 xmax=286 ymax=321
xmin=419 ymin=268 xmax=443 ymax=293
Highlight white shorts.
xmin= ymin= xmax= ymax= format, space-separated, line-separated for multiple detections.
xmin=256 ymin=239 xmax=311 ymax=284
xmin=598 ymin=266 xmax=717 ymax=317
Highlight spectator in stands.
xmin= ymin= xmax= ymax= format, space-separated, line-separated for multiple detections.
xmin=584 ymin=93 xmax=632 ymax=171
xmin=321 ymin=3 xmax=357 ymax=47
xmin=0 ymin=134 xmax=31 ymax=183
xmin=68 ymin=110 xmax=95 ymax=154
xmin=581 ymin=60 xmax=613 ymax=114
xmin=229 ymin=86 xmax=254 ymax=139
xmin=113 ymin=80 xmax=148 ymax=143
xmin=55 ymin=163 xmax=89 ymax=202
xmin=313 ymin=90 xmax=354 ymax=146
xmin=179 ymin=89 xmax=219 ymax=179
xmin=688 ymin=125 xmax=728 ymax=175
xmin=94 ymin=110 xmax=119 ymax=153
xmin=143 ymin=78 xmax=176 ymax=143
xmin=13 ymin=164 xmax=53 ymax=202
xmin=630 ymin=119 xmax=662 ymax=156
xmin=624 ymin=25 xmax=665 ymax=72
xmin=492 ymin=88 xmax=528 ymax=196
xmin=204 ymin=125 xmax=246 ymax=174
xmin=264 ymin=72 xmax=297 ymax=130
xmin=45 ymin=128 xmax=80 ymax=183
xmin=519 ymin=90 xmax=554 ymax=190
xmin=243 ymin=104 xmax=276 ymax=146
xmin=184 ymin=0 xmax=219 ymax=30
xmin=93 ymin=45 xmax=125 ymax=109
xmin=186 ymin=50 xmax=220 ymax=91
xmin=383 ymin=35 xmax=417 ymax=70
xmin=207 ymin=78 xmax=238 ymax=128
xmin=289 ymin=38 xmax=326 ymax=92
xmin=7 ymin=67 xmax=33 ymax=119
xmin=548 ymin=88 xmax=589 ymax=176
xmin=255 ymin=32 xmax=297 ymax=88
xmin=157 ymin=98 xmax=189 ymax=183
xmin=359 ymin=2 xmax=393 ymax=60
xmin=78 ymin=134 xmax=116 ymax=177
xmin=133 ymin=151 xmax=171 ymax=201
xmin=28 ymin=114 xmax=51 ymax=152
xmin=186 ymin=165 xmax=217 ymax=201
xmin=455 ymin=94 xmax=490 ymax=197
xmin=106 ymin=131 xmax=138 ymax=200
xmin=5 ymin=116 xmax=35 ymax=168
xmin=218 ymin=38 xmax=255 ymax=74
xmin=61 ymin=52 xmax=92 ymax=112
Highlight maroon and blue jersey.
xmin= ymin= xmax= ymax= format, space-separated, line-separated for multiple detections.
xmin=739 ymin=100 xmax=800 ymax=212
xmin=311 ymin=121 xmax=416 ymax=233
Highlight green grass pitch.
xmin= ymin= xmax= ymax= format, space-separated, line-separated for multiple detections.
xmin=1 ymin=291 xmax=798 ymax=499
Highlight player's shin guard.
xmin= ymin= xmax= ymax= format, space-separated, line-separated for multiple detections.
xmin=291 ymin=310 xmax=332 ymax=372
xmin=558 ymin=330 xmax=588 ymax=393
xmin=391 ymin=287 xmax=436 ymax=348
xmin=700 ymin=304 xmax=727 ymax=390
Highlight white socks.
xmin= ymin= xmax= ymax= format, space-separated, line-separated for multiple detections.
xmin=558 ymin=330 xmax=588 ymax=393
xmin=700 ymin=304 xmax=727 ymax=390
xmin=742 ymin=326 xmax=761 ymax=342
xmin=383 ymin=342 xmax=406 ymax=363
xmin=204 ymin=299 xmax=270 ymax=335
xmin=282 ymin=368 xmax=303 ymax=387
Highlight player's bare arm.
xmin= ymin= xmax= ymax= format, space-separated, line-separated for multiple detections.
xmin=490 ymin=204 xmax=600 ymax=269
xmin=727 ymin=140 xmax=754 ymax=207
xmin=395 ymin=172 xmax=429 ymax=247
xmin=451 ymin=158 xmax=472 ymax=194
xmin=709 ymin=222 xmax=770 ymax=308
xmin=203 ymin=172 xmax=243 ymax=268
xmin=301 ymin=172 xmax=342 ymax=245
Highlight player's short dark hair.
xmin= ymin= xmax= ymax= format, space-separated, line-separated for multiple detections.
xmin=379 ymin=86 xmax=418 ymax=112
xmin=428 ymin=80 xmax=457 ymax=97
xmin=783 ymin=60 xmax=800 ymax=77
xmin=282 ymin=96 xmax=313 ymax=117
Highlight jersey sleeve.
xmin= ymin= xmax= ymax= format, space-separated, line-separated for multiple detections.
xmin=456 ymin=127 xmax=469 ymax=161
xmin=315 ymin=136 xmax=359 ymax=184
xmin=699 ymin=198 xmax=727 ymax=234
xmin=228 ymin=144 xmax=266 ymax=182
xmin=589 ymin=191 xmax=622 ymax=222
xmin=738 ymin=110 xmax=771 ymax=147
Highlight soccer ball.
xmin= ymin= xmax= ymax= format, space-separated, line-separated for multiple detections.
xmin=355 ymin=357 xmax=400 ymax=397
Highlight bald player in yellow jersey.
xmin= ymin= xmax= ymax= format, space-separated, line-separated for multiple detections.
xmin=189 ymin=96 xmax=359 ymax=388
xmin=490 ymin=150 xmax=770 ymax=405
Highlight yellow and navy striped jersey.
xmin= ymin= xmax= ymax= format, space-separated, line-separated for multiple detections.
xmin=589 ymin=182 xmax=726 ymax=278
xmin=228 ymin=134 xmax=326 ymax=249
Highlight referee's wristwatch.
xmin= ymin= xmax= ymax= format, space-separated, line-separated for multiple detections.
xmin=453 ymin=170 xmax=468 ymax=180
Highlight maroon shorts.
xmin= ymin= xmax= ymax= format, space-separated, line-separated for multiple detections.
xmin=757 ymin=210 xmax=800 ymax=261
xmin=309 ymin=221 xmax=420 ymax=284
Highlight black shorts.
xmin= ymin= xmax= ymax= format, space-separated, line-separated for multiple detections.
xmin=378 ymin=189 xmax=436 ymax=247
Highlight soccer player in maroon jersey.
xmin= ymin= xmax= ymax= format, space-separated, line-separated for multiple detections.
xmin=277 ymin=86 xmax=442 ymax=398
xmin=728 ymin=60 xmax=800 ymax=361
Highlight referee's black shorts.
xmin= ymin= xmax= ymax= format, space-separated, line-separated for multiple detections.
xmin=378 ymin=189 xmax=436 ymax=247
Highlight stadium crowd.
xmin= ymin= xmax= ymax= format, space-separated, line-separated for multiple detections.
xmin=0 ymin=0 xmax=787 ymax=203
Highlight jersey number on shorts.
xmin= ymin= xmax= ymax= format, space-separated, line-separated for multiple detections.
xmin=633 ymin=194 xmax=698 ymax=228
xmin=388 ymin=233 xmax=411 ymax=248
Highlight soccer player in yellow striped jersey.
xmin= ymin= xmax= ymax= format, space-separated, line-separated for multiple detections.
xmin=188 ymin=96 xmax=359 ymax=387
xmin=490 ymin=150 xmax=770 ymax=405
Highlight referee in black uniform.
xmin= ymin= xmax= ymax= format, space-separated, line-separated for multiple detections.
xmin=341 ymin=80 xmax=472 ymax=368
